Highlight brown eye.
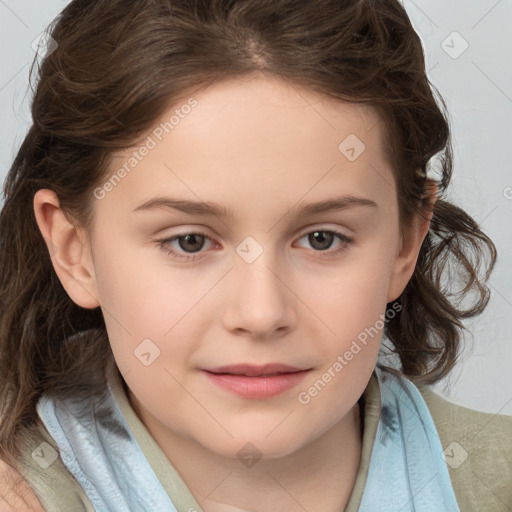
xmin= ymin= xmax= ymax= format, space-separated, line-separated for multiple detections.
xmin=295 ymin=228 xmax=353 ymax=260
xmin=176 ymin=234 xmax=206 ymax=253
xmin=157 ymin=232 xmax=216 ymax=262
xmin=308 ymin=231 xmax=335 ymax=251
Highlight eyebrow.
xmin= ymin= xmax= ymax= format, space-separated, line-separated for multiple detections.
xmin=132 ymin=195 xmax=378 ymax=218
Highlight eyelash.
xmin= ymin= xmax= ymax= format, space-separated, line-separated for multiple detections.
xmin=156 ymin=229 xmax=353 ymax=262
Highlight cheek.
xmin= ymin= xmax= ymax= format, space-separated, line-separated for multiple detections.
xmin=90 ymin=237 xmax=210 ymax=377
xmin=300 ymin=245 xmax=396 ymax=382
xmin=294 ymin=267 xmax=390 ymax=430
xmin=310 ymin=251 xmax=395 ymax=334
xmin=92 ymin=230 xmax=211 ymax=330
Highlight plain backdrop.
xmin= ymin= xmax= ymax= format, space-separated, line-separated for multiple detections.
xmin=0 ymin=0 xmax=511 ymax=414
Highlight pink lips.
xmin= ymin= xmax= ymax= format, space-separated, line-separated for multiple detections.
xmin=202 ymin=363 xmax=311 ymax=399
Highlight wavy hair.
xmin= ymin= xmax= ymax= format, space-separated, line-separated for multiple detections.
xmin=0 ymin=0 xmax=497 ymax=466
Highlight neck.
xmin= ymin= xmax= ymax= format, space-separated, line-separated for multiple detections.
xmin=131 ymin=392 xmax=362 ymax=512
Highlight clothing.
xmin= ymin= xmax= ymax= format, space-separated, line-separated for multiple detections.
xmin=16 ymin=367 xmax=512 ymax=511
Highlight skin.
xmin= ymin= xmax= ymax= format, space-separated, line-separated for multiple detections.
xmin=33 ymin=73 xmax=436 ymax=511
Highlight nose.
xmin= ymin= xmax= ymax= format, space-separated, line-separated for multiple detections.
xmin=220 ymin=245 xmax=297 ymax=340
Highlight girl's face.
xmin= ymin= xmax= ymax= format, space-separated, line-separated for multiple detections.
xmin=40 ymin=73 xmax=429 ymax=460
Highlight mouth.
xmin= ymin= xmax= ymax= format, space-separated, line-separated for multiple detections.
xmin=203 ymin=363 xmax=309 ymax=377
xmin=201 ymin=364 xmax=311 ymax=399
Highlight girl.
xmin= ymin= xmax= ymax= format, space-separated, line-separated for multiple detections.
xmin=1 ymin=0 xmax=511 ymax=511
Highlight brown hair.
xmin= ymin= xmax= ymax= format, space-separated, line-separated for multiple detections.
xmin=0 ymin=0 xmax=496 ymax=466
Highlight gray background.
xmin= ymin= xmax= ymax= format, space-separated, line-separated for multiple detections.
xmin=0 ymin=0 xmax=511 ymax=413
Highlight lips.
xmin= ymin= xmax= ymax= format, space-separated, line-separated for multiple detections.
xmin=202 ymin=364 xmax=311 ymax=399
xmin=203 ymin=363 xmax=307 ymax=377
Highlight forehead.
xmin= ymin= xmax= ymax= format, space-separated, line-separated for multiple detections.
xmin=171 ymin=73 xmax=387 ymax=160
xmin=102 ymin=74 xmax=395 ymax=219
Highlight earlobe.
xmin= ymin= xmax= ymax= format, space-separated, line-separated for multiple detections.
xmin=33 ymin=189 xmax=100 ymax=309
xmin=386 ymin=179 xmax=438 ymax=303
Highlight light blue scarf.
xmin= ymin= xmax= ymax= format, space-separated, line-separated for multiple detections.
xmin=37 ymin=367 xmax=460 ymax=511
xmin=358 ymin=367 xmax=460 ymax=511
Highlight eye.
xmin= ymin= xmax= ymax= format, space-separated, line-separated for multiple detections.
xmin=157 ymin=233 xmax=215 ymax=262
xmin=157 ymin=228 xmax=353 ymax=263
xmin=295 ymin=229 xmax=353 ymax=259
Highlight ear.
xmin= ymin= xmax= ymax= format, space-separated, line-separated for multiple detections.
xmin=386 ymin=179 xmax=438 ymax=303
xmin=33 ymin=189 xmax=100 ymax=309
